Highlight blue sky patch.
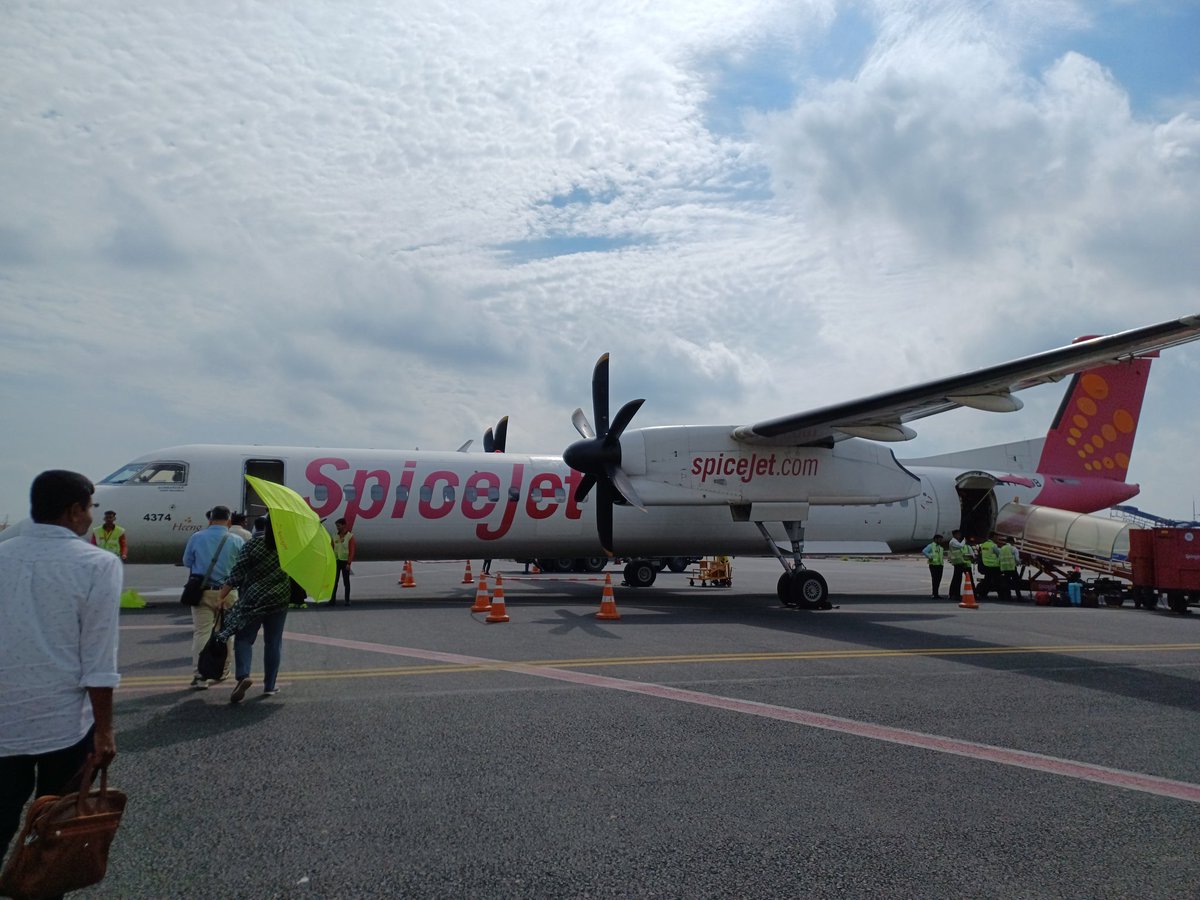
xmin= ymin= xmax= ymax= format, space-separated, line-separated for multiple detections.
xmin=544 ymin=184 xmax=619 ymax=208
xmin=701 ymin=5 xmax=874 ymax=136
xmin=1029 ymin=2 xmax=1200 ymax=115
xmin=498 ymin=234 xmax=644 ymax=263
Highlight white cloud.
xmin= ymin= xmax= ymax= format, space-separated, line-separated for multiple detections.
xmin=0 ymin=0 xmax=1198 ymax=524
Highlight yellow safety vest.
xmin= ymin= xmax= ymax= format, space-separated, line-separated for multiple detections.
xmin=978 ymin=541 xmax=999 ymax=567
xmin=998 ymin=544 xmax=1018 ymax=572
xmin=332 ymin=531 xmax=354 ymax=561
xmin=93 ymin=525 xmax=125 ymax=555
xmin=925 ymin=543 xmax=944 ymax=566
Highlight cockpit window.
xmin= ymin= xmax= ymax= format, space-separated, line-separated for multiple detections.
xmin=100 ymin=462 xmax=188 ymax=485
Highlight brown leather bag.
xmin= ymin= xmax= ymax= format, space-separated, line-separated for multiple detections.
xmin=0 ymin=763 xmax=127 ymax=900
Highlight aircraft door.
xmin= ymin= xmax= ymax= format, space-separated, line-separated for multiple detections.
xmin=955 ymin=471 xmax=998 ymax=541
xmin=243 ymin=459 xmax=285 ymax=518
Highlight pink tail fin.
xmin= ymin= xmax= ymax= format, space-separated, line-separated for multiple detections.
xmin=1036 ymin=355 xmax=1154 ymax=481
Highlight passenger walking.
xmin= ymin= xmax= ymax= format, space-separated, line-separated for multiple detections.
xmin=947 ymin=529 xmax=971 ymax=602
xmin=0 ymin=471 xmax=122 ymax=861
xmin=182 ymin=505 xmax=244 ymax=688
xmin=922 ymin=534 xmax=945 ymax=598
xmin=229 ymin=512 xmax=253 ymax=543
xmin=217 ymin=518 xmax=292 ymax=701
xmin=90 ymin=509 xmax=127 ymax=560
xmin=330 ymin=518 xmax=355 ymax=606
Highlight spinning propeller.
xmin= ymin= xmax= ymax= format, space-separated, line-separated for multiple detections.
xmin=562 ymin=353 xmax=646 ymax=554
xmin=482 ymin=416 xmax=509 ymax=453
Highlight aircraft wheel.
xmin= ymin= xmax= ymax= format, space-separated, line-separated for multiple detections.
xmin=624 ymin=559 xmax=657 ymax=588
xmin=777 ymin=572 xmax=797 ymax=607
xmin=779 ymin=570 xmax=830 ymax=609
xmin=666 ymin=557 xmax=689 ymax=573
xmin=537 ymin=558 xmax=575 ymax=574
xmin=579 ymin=557 xmax=608 ymax=574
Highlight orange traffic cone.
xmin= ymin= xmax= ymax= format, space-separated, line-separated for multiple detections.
xmin=401 ymin=560 xmax=416 ymax=588
xmin=485 ymin=574 xmax=510 ymax=623
xmin=530 ymin=563 xmax=541 ymax=574
xmin=958 ymin=571 xmax=979 ymax=609
xmin=462 ymin=560 xmax=474 ymax=584
xmin=596 ymin=573 xmax=620 ymax=620
xmin=471 ymin=574 xmax=492 ymax=612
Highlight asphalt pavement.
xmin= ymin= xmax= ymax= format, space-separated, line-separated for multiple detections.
xmin=84 ymin=556 xmax=1200 ymax=899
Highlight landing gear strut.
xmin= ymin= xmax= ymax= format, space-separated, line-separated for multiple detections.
xmin=755 ymin=520 xmax=832 ymax=610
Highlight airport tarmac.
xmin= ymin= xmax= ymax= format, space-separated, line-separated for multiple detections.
xmin=91 ymin=556 xmax=1199 ymax=898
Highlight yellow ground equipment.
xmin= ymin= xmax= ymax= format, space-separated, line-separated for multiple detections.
xmin=689 ymin=556 xmax=732 ymax=587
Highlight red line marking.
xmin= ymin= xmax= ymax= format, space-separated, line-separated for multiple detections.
xmin=283 ymin=632 xmax=1200 ymax=804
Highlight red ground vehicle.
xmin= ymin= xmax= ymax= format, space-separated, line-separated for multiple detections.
xmin=1129 ymin=528 xmax=1200 ymax=614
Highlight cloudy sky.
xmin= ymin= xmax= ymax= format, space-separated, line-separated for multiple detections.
xmin=2 ymin=0 xmax=1198 ymax=524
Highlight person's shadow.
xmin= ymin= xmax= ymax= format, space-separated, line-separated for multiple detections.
xmin=116 ymin=693 xmax=282 ymax=753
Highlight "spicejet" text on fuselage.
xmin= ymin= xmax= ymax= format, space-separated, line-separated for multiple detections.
xmin=691 ymin=452 xmax=818 ymax=484
xmin=305 ymin=457 xmax=587 ymax=540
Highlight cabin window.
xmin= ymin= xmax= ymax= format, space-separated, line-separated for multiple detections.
xmin=395 ymin=486 xmax=409 ymax=502
xmin=900 ymin=500 xmax=909 ymax=508
xmin=419 ymin=486 xmax=433 ymax=502
xmin=508 ymin=487 xmax=520 ymax=502
xmin=466 ymin=485 xmax=499 ymax=503
xmin=100 ymin=461 xmax=188 ymax=485
xmin=554 ymin=488 xmax=566 ymax=503
xmin=370 ymin=485 xmax=385 ymax=501
xmin=313 ymin=486 xmax=328 ymax=503
xmin=343 ymin=485 xmax=356 ymax=502
xmin=442 ymin=485 xmax=455 ymax=503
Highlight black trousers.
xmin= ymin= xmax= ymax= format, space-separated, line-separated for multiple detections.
xmin=949 ymin=564 xmax=970 ymax=599
xmin=974 ymin=566 xmax=1003 ymax=602
xmin=332 ymin=560 xmax=351 ymax=603
xmin=0 ymin=729 xmax=94 ymax=861
xmin=928 ymin=565 xmax=944 ymax=597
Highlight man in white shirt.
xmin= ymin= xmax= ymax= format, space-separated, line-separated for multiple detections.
xmin=0 ymin=470 xmax=123 ymax=861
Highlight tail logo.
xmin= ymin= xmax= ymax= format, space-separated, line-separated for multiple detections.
xmin=1063 ymin=373 xmax=1136 ymax=474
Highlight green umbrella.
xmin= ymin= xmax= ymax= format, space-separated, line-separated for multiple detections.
xmin=244 ymin=474 xmax=336 ymax=601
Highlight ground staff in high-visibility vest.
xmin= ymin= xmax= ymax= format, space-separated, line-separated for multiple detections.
xmin=947 ymin=529 xmax=972 ymax=602
xmin=997 ymin=536 xmax=1020 ymax=602
xmin=922 ymin=534 xmax=946 ymax=598
xmin=89 ymin=510 xmax=127 ymax=561
xmin=330 ymin=518 xmax=356 ymax=606
xmin=975 ymin=534 xmax=1002 ymax=600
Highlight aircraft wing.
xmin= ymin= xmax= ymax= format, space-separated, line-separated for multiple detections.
xmin=732 ymin=313 xmax=1200 ymax=446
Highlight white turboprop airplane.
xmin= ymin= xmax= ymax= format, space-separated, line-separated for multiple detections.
xmin=88 ymin=314 xmax=1200 ymax=608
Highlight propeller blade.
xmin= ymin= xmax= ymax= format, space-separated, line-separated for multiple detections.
xmin=493 ymin=416 xmax=509 ymax=453
xmin=482 ymin=427 xmax=494 ymax=454
xmin=573 ymin=473 xmax=597 ymax=504
xmin=571 ymin=408 xmax=595 ymax=440
xmin=596 ymin=480 xmax=615 ymax=554
xmin=592 ymin=353 xmax=610 ymax=437
xmin=606 ymin=398 xmax=645 ymax=445
xmin=562 ymin=353 xmax=645 ymax=557
xmin=607 ymin=464 xmax=646 ymax=512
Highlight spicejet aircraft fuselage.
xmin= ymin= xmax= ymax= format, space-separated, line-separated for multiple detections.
xmin=89 ymin=314 xmax=1200 ymax=606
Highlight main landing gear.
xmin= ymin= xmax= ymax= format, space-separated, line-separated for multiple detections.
xmin=755 ymin=520 xmax=833 ymax=610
